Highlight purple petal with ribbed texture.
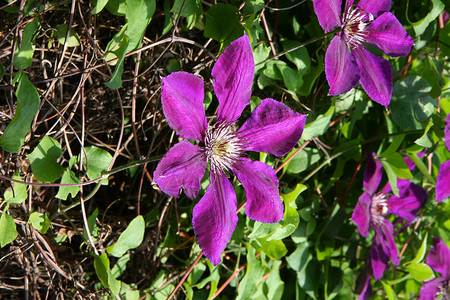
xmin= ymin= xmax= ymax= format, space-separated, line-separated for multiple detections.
xmin=352 ymin=192 xmax=372 ymax=238
xmin=213 ymin=34 xmax=254 ymax=123
xmin=356 ymin=270 xmax=372 ymax=300
xmin=419 ymin=278 xmax=446 ymax=300
xmin=445 ymin=113 xmax=450 ymax=152
xmin=365 ymin=12 xmax=414 ymax=57
xmin=371 ymin=221 xmax=398 ymax=280
xmin=426 ymin=238 xmax=450 ymax=279
xmin=357 ymin=0 xmax=391 ymax=17
xmin=364 ymin=153 xmax=383 ymax=195
xmin=161 ymin=72 xmax=207 ymax=141
xmin=153 ymin=140 xmax=207 ymax=199
xmin=437 ymin=160 xmax=450 ymax=202
xmin=237 ymin=99 xmax=307 ymax=157
xmin=313 ymin=0 xmax=342 ymax=32
xmin=353 ymin=47 xmax=392 ymax=108
xmin=192 ymin=172 xmax=238 ymax=265
xmin=387 ymin=182 xmax=427 ymax=222
xmin=325 ymin=36 xmax=361 ymax=96
xmin=233 ymin=158 xmax=284 ymax=223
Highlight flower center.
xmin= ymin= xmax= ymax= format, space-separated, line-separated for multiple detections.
xmin=342 ymin=6 xmax=374 ymax=49
xmin=370 ymin=192 xmax=389 ymax=226
xmin=204 ymin=122 xmax=245 ymax=174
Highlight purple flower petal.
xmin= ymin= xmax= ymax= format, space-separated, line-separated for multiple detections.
xmin=371 ymin=231 xmax=389 ymax=280
xmin=419 ymin=278 xmax=446 ymax=300
xmin=192 ymin=172 xmax=238 ymax=265
xmin=371 ymin=221 xmax=398 ymax=280
xmin=364 ymin=153 xmax=383 ymax=195
xmin=352 ymin=192 xmax=372 ymax=238
xmin=153 ymin=140 xmax=207 ymax=199
xmin=233 ymin=158 xmax=284 ymax=223
xmin=426 ymin=238 xmax=450 ymax=279
xmin=365 ymin=12 xmax=414 ymax=57
xmin=445 ymin=113 xmax=450 ymax=152
xmin=353 ymin=47 xmax=392 ymax=107
xmin=237 ymin=99 xmax=307 ymax=157
xmin=313 ymin=0 xmax=342 ymax=32
xmin=161 ymin=72 xmax=208 ymax=141
xmin=325 ymin=36 xmax=361 ymax=96
xmin=357 ymin=0 xmax=391 ymax=17
xmin=387 ymin=182 xmax=427 ymax=222
xmin=356 ymin=270 xmax=372 ymax=300
xmin=436 ymin=160 xmax=450 ymax=202
xmin=213 ymin=34 xmax=255 ymax=123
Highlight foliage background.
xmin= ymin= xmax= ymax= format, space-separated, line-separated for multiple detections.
xmin=0 ymin=0 xmax=450 ymax=299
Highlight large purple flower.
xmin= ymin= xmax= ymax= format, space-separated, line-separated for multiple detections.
xmin=436 ymin=113 xmax=450 ymax=202
xmin=313 ymin=0 xmax=414 ymax=107
xmin=351 ymin=153 xmax=427 ymax=280
xmin=153 ymin=35 xmax=307 ymax=265
xmin=419 ymin=238 xmax=450 ymax=300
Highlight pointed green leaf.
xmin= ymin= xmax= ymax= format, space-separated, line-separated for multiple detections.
xmin=110 ymin=215 xmax=145 ymax=257
xmin=0 ymin=212 xmax=18 ymax=247
xmin=0 ymin=73 xmax=40 ymax=153
xmin=14 ymin=18 xmax=39 ymax=69
xmin=28 ymin=212 xmax=51 ymax=234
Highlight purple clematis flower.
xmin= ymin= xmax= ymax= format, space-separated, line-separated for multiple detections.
xmin=313 ymin=0 xmax=414 ymax=107
xmin=436 ymin=114 xmax=450 ymax=202
xmin=419 ymin=238 xmax=450 ymax=300
xmin=153 ymin=35 xmax=307 ymax=265
xmin=351 ymin=153 xmax=427 ymax=280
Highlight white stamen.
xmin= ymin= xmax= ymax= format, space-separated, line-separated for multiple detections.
xmin=370 ymin=192 xmax=389 ymax=226
xmin=342 ymin=6 xmax=374 ymax=49
xmin=204 ymin=122 xmax=245 ymax=174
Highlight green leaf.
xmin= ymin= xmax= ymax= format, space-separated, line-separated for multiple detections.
xmin=125 ymin=0 xmax=155 ymax=51
xmin=105 ymin=36 xmax=129 ymax=89
xmin=0 ymin=212 xmax=18 ymax=247
xmin=27 ymin=136 xmax=64 ymax=183
xmin=380 ymin=134 xmax=405 ymax=157
xmin=204 ymin=4 xmax=243 ymax=47
xmin=0 ymin=73 xmax=40 ymax=153
xmin=82 ymin=146 xmax=113 ymax=183
xmin=55 ymin=168 xmax=81 ymax=200
xmin=285 ymin=147 xmax=322 ymax=174
xmin=415 ymin=121 xmax=433 ymax=147
xmin=381 ymin=152 xmax=413 ymax=180
xmin=381 ymin=281 xmax=398 ymax=300
xmin=94 ymin=253 xmax=111 ymax=288
xmin=4 ymin=171 xmax=28 ymax=205
xmin=407 ymin=233 xmax=428 ymax=265
xmin=110 ymin=254 xmax=131 ymax=279
xmin=106 ymin=0 xmax=127 ymax=16
xmin=257 ymin=238 xmax=288 ymax=260
xmin=406 ymin=263 xmax=434 ymax=282
xmin=55 ymin=24 xmax=81 ymax=47
xmin=171 ymin=0 xmax=202 ymax=29
xmin=83 ymin=208 xmax=99 ymax=241
xmin=302 ymin=103 xmax=335 ymax=140
xmin=28 ymin=212 xmax=51 ymax=234
xmin=110 ymin=215 xmax=145 ymax=257
xmin=381 ymin=160 xmax=399 ymax=196
xmin=390 ymin=76 xmax=433 ymax=130
xmin=125 ymin=289 xmax=140 ymax=300
xmin=14 ymin=18 xmax=39 ymax=69
xmin=108 ymin=269 xmax=122 ymax=295
xmin=91 ymin=0 xmax=109 ymax=14
xmin=266 ymin=260 xmax=284 ymax=300
xmin=278 ymin=65 xmax=303 ymax=94
xmin=282 ymin=40 xmax=310 ymax=72
xmin=236 ymin=246 xmax=264 ymax=300
xmin=413 ymin=0 xmax=445 ymax=36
